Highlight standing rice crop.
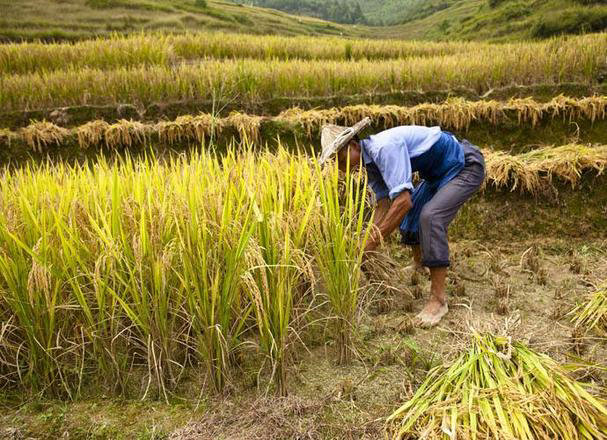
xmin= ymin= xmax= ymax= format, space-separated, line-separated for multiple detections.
xmin=0 ymin=143 xmax=382 ymax=397
xmin=1 ymin=32 xmax=605 ymax=77
xmin=174 ymin=151 xmax=255 ymax=392
xmin=2 ymin=38 xmax=605 ymax=112
xmin=243 ymin=149 xmax=317 ymax=396
xmin=314 ymin=159 xmax=372 ymax=364
xmin=387 ymin=332 xmax=607 ymax=439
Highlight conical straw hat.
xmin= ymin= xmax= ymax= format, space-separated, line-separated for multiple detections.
xmin=319 ymin=117 xmax=371 ymax=165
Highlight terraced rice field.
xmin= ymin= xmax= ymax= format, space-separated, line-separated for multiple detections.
xmin=1 ymin=30 xmax=606 ymax=439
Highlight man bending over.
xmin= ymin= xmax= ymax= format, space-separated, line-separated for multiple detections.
xmin=319 ymin=118 xmax=485 ymax=327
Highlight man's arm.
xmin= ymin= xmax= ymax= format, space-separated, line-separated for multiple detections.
xmin=366 ymin=191 xmax=412 ymax=252
xmin=373 ymin=197 xmax=391 ymax=227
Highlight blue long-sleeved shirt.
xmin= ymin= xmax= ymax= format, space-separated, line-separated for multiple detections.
xmin=360 ymin=125 xmax=442 ymax=200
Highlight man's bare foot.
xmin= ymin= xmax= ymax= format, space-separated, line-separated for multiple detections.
xmin=415 ymin=297 xmax=448 ymax=327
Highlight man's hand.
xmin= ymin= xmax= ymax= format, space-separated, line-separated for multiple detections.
xmin=364 ymin=191 xmax=413 ymax=253
xmin=364 ymin=229 xmax=380 ymax=252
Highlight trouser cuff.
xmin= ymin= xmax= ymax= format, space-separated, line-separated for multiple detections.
xmin=422 ymin=259 xmax=450 ymax=268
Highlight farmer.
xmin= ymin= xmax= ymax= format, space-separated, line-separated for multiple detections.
xmin=319 ymin=118 xmax=485 ymax=327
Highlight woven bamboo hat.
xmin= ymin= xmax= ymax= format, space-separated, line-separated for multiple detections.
xmin=319 ymin=117 xmax=371 ymax=165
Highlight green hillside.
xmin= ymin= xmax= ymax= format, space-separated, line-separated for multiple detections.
xmin=236 ymin=0 xmax=367 ymax=25
xmin=234 ymin=0 xmax=435 ymax=26
xmin=351 ymin=0 xmax=447 ymax=26
xmin=366 ymin=0 xmax=607 ymax=41
xmin=2 ymin=0 xmax=606 ymax=43
xmin=0 ymin=0 xmax=359 ymax=41
xmin=237 ymin=0 xmax=607 ymax=40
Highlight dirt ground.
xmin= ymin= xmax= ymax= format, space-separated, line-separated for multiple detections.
xmin=2 ymin=238 xmax=606 ymax=440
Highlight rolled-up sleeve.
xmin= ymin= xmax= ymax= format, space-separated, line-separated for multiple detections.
xmin=374 ymin=142 xmax=414 ymax=200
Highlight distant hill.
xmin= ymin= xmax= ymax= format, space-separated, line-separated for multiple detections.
xmin=3 ymin=0 xmax=606 ymax=42
xmin=0 ymin=0 xmax=359 ymax=42
xmin=350 ymin=0 xmax=447 ymax=26
xmin=232 ymin=0 xmax=432 ymax=25
xmin=234 ymin=0 xmax=607 ymax=40
xmin=378 ymin=0 xmax=607 ymax=41
xmin=236 ymin=0 xmax=367 ymax=25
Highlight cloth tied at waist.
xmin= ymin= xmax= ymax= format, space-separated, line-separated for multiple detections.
xmin=400 ymin=131 xmax=465 ymax=242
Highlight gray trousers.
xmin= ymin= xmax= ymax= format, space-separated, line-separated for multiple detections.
xmin=418 ymin=141 xmax=485 ymax=268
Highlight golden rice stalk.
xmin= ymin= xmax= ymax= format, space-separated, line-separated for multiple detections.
xmin=387 ymin=332 xmax=607 ymax=440
xmin=275 ymin=95 xmax=607 ymax=135
xmin=484 ymin=144 xmax=607 ymax=193
xmin=508 ymin=97 xmax=544 ymax=127
xmin=155 ymin=113 xmax=223 ymax=145
xmin=224 ymin=112 xmax=265 ymax=143
xmin=545 ymin=94 xmax=582 ymax=122
xmin=571 ymin=284 xmax=607 ymax=336
xmin=9 ymin=95 xmax=607 ymax=152
xmin=518 ymin=144 xmax=607 ymax=189
xmin=77 ymin=120 xmax=110 ymax=149
xmin=20 ymin=120 xmax=70 ymax=153
xmin=578 ymin=95 xmax=607 ymax=123
xmin=104 ymin=119 xmax=149 ymax=149
xmin=484 ymin=151 xmax=542 ymax=194
xmin=277 ymin=107 xmax=339 ymax=137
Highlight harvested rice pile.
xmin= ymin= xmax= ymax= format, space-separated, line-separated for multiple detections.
xmin=387 ymin=333 xmax=607 ymax=440
xmin=572 ymin=284 xmax=607 ymax=336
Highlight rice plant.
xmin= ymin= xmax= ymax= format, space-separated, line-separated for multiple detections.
xmin=20 ymin=120 xmax=70 ymax=152
xmin=174 ymin=152 xmax=256 ymax=392
xmin=484 ymin=143 xmax=607 ymax=194
xmin=243 ymin=149 xmax=317 ymax=396
xmin=387 ymin=332 xmax=607 ymax=439
xmin=314 ymin=158 xmax=372 ymax=364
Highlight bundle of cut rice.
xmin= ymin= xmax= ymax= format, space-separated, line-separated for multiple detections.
xmin=572 ymin=284 xmax=607 ymax=336
xmin=387 ymin=333 xmax=607 ymax=440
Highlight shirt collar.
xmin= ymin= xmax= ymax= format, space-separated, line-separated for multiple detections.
xmin=360 ymin=139 xmax=373 ymax=165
